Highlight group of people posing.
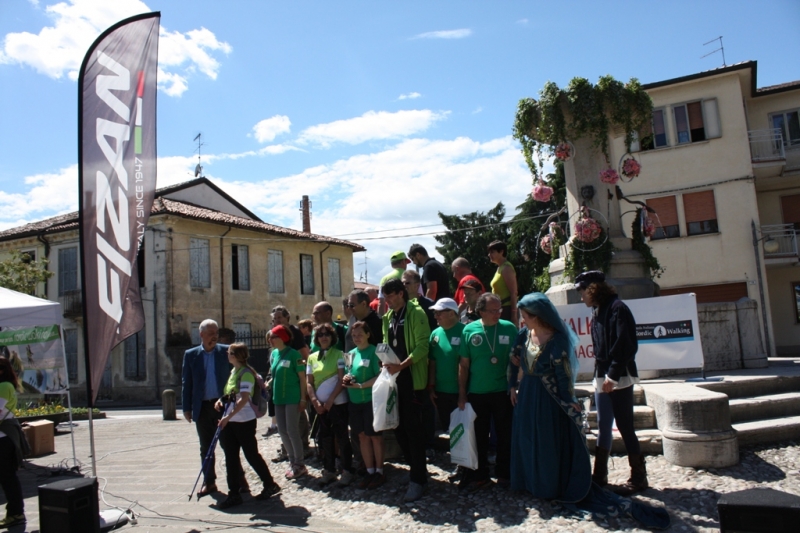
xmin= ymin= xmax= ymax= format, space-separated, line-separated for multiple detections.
xmin=178 ymin=243 xmax=665 ymax=527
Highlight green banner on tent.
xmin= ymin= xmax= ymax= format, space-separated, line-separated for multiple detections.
xmin=0 ymin=325 xmax=60 ymax=345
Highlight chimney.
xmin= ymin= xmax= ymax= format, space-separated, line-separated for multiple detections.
xmin=300 ymin=195 xmax=311 ymax=233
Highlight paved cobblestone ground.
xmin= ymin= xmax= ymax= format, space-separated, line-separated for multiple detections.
xmin=10 ymin=412 xmax=800 ymax=532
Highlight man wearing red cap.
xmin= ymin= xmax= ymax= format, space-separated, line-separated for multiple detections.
xmin=451 ymin=257 xmax=484 ymax=311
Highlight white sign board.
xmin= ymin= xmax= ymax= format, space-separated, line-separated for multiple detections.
xmin=556 ymin=293 xmax=704 ymax=374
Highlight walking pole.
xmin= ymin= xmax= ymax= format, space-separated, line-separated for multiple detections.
xmin=188 ymin=400 xmax=233 ymax=501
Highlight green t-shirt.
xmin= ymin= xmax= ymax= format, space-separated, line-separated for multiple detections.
xmin=224 ymin=367 xmax=257 ymax=422
xmin=270 ymin=347 xmax=303 ymax=405
xmin=345 ymin=345 xmax=381 ymax=404
xmin=379 ymin=268 xmax=405 ymax=288
xmin=0 ymin=381 xmax=18 ymax=416
xmin=429 ymin=322 xmax=465 ymax=394
xmin=461 ymin=319 xmax=518 ymax=394
xmin=306 ymin=348 xmax=345 ymax=391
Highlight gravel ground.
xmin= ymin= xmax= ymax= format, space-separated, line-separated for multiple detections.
xmin=245 ymin=427 xmax=800 ymax=532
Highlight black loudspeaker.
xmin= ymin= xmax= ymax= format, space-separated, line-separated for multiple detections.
xmin=38 ymin=476 xmax=100 ymax=533
xmin=718 ymin=487 xmax=800 ymax=533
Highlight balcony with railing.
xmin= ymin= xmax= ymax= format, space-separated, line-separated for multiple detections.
xmin=761 ymin=224 xmax=798 ymax=265
xmin=749 ymin=128 xmax=785 ymax=164
xmin=59 ymin=289 xmax=83 ymax=318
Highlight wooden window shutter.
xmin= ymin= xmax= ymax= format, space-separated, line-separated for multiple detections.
xmin=687 ymin=101 xmax=704 ymax=130
xmin=683 ymin=190 xmax=717 ymax=223
xmin=646 ymin=196 xmax=679 ymax=227
xmin=780 ymin=194 xmax=800 ymax=225
xmin=660 ymin=282 xmax=748 ymax=304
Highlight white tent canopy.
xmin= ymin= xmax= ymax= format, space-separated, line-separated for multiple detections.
xmin=0 ymin=287 xmax=63 ymax=327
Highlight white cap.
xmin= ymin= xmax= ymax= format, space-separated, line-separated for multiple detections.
xmin=430 ymin=298 xmax=459 ymax=313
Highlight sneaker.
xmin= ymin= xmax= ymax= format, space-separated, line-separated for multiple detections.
xmin=448 ymin=466 xmax=463 ymax=483
xmin=255 ymin=482 xmax=281 ymax=500
xmin=216 ymin=493 xmax=243 ymax=510
xmin=286 ymin=464 xmax=308 ymax=480
xmin=272 ymin=451 xmax=289 ymax=463
xmin=357 ymin=472 xmax=376 ymax=490
xmin=262 ymin=425 xmax=278 ymax=438
xmin=403 ymin=481 xmax=425 ymax=502
xmin=319 ymin=470 xmax=338 ymax=485
xmin=338 ymin=470 xmax=355 ymax=487
xmin=0 ymin=514 xmax=25 ymax=528
xmin=367 ymin=472 xmax=386 ymax=490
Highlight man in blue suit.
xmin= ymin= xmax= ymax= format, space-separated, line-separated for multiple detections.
xmin=182 ymin=319 xmax=230 ymax=497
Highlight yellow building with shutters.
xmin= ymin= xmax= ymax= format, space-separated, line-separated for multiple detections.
xmin=609 ymin=61 xmax=800 ymax=356
xmin=0 ymin=178 xmax=365 ymax=403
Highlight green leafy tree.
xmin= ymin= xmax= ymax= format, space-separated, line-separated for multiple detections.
xmin=434 ymin=203 xmax=510 ymax=293
xmin=0 ymin=250 xmax=53 ymax=296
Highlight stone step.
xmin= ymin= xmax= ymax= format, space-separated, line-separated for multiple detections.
xmin=729 ymin=392 xmax=800 ymax=423
xmin=586 ymin=429 xmax=662 ymax=455
xmin=695 ymin=374 xmax=800 ymax=400
xmin=586 ymin=405 xmax=656 ymax=429
xmin=733 ymin=416 xmax=800 ymax=447
xmin=575 ymin=384 xmax=647 ymax=405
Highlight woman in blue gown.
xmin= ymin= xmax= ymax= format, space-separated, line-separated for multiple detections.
xmin=510 ymin=292 xmax=590 ymax=502
xmin=509 ymin=293 xmax=670 ymax=529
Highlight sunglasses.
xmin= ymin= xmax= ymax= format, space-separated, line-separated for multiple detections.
xmin=346 ymin=303 xmax=356 ymax=308
xmin=316 ymin=332 xmax=332 ymax=338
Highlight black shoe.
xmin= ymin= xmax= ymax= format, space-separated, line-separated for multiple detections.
xmin=271 ymin=452 xmax=289 ymax=463
xmin=255 ymin=482 xmax=282 ymax=500
xmin=216 ymin=493 xmax=243 ymax=510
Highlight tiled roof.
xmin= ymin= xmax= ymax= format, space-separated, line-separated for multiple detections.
xmin=757 ymin=79 xmax=800 ymax=93
xmin=0 ymin=197 xmax=365 ymax=251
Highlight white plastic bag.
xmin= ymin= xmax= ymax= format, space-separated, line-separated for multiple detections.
xmin=372 ymin=367 xmax=399 ymax=432
xmin=449 ymin=403 xmax=478 ymax=470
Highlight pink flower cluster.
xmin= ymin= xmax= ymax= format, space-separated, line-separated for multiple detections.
xmin=599 ymin=168 xmax=620 ymax=185
xmin=622 ymin=157 xmax=641 ymax=179
xmin=540 ymin=234 xmax=552 ymax=254
xmin=532 ymin=180 xmax=554 ymax=203
xmin=575 ymin=209 xmax=602 ymax=243
xmin=555 ymin=142 xmax=572 ymax=161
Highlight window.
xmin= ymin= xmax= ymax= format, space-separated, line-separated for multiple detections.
xmin=124 ymin=329 xmax=146 ymax=380
xmin=300 ymin=254 xmax=315 ymax=295
xmin=634 ymin=108 xmax=669 ymax=151
xmin=190 ymin=322 xmax=201 ymax=345
xmin=233 ymin=323 xmax=252 ymax=348
xmin=661 ymin=282 xmax=747 ymax=304
xmin=64 ymin=329 xmax=78 ymax=381
xmin=673 ymin=99 xmax=720 ymax=144
xmin=770 ymin=110 xmax=800 ymax=147
xmin=683 ymin=190 xmax=719 ymax=236
xmin=645 ymin=196 xmax=680 ymax=239
xmin=189 ymin=238 xmax=210 ymax=288
xmin=58 ymin=247 xmax=79 ymax=295
xmin=781 ymin=194 xmax=800 ymax=230
xmin=231 ymin=244 xmax=250 ymax=291
xmin=268 ymin=249 xmax=284 ymax=293
xmin=327 ymin=258 xmax=342 ymax=297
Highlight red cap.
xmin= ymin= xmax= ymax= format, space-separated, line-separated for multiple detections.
xmin=270 ymin=325 xmax=291 ymax=343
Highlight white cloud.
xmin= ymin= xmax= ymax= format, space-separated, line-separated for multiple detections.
xmin=252 ymin=115 xmax=291 ymax=143
xmin=0 ymin=0 xmax=231 ymax=96
xmin=472 ymin=106 xmax=483 ymax=114
xmin=412 ymin=29 xmax=472 ymax=40
xmin=0 ymin=165 xmax=78 ymax=229
xmin=298 ymin=109 xmax=449 ymax=147
xmin=398 ymin=92 xmax=421 ymax=100
xmin=516 ymin=18 xmax=529 ymax=25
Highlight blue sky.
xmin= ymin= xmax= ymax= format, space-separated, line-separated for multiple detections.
xmin=1 ymin=0 xmax=799 ymax=283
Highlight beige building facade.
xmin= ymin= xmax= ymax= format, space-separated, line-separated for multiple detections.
xmin=0 ymin=178 xmax=364 ymax=403
xmin=610 ymin=61 xmax=800 ymax=356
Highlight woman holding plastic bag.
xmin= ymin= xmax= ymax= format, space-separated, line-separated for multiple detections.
xmin=343 ymin=321 xmax=386 ymax=490
xmin=510 ymin=293 xmax=669 ymax=529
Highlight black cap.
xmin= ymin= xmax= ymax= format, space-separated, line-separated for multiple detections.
xmin=574 ymin=270 xmax=605 ymax=290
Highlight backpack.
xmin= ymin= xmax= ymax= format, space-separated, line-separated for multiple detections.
xmin=236 ymin=367 xmax=269 ymax=418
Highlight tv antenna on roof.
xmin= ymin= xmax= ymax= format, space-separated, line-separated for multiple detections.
xmin=193 ymin=133 xmax=205 ymax=178
xmin=701 ymin=36 xmax=726 ymax=67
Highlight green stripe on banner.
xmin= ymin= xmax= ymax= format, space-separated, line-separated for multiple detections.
xmin=0 ymin=325 xmax=60 ymax=345
xmin=135 ymin=126 xmax=142 ymax=154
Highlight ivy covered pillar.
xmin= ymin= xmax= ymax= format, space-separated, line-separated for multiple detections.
xmin=546 ymin=135 xmax=657 ymax=305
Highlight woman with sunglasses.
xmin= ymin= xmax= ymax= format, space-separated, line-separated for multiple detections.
xmin=215 ymin=343 xmax=281 ymax=509
xmin=268 ymin=325 xmax=308 ymax=480
xmin=306 ymin=323 xmax=353 ymax=486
